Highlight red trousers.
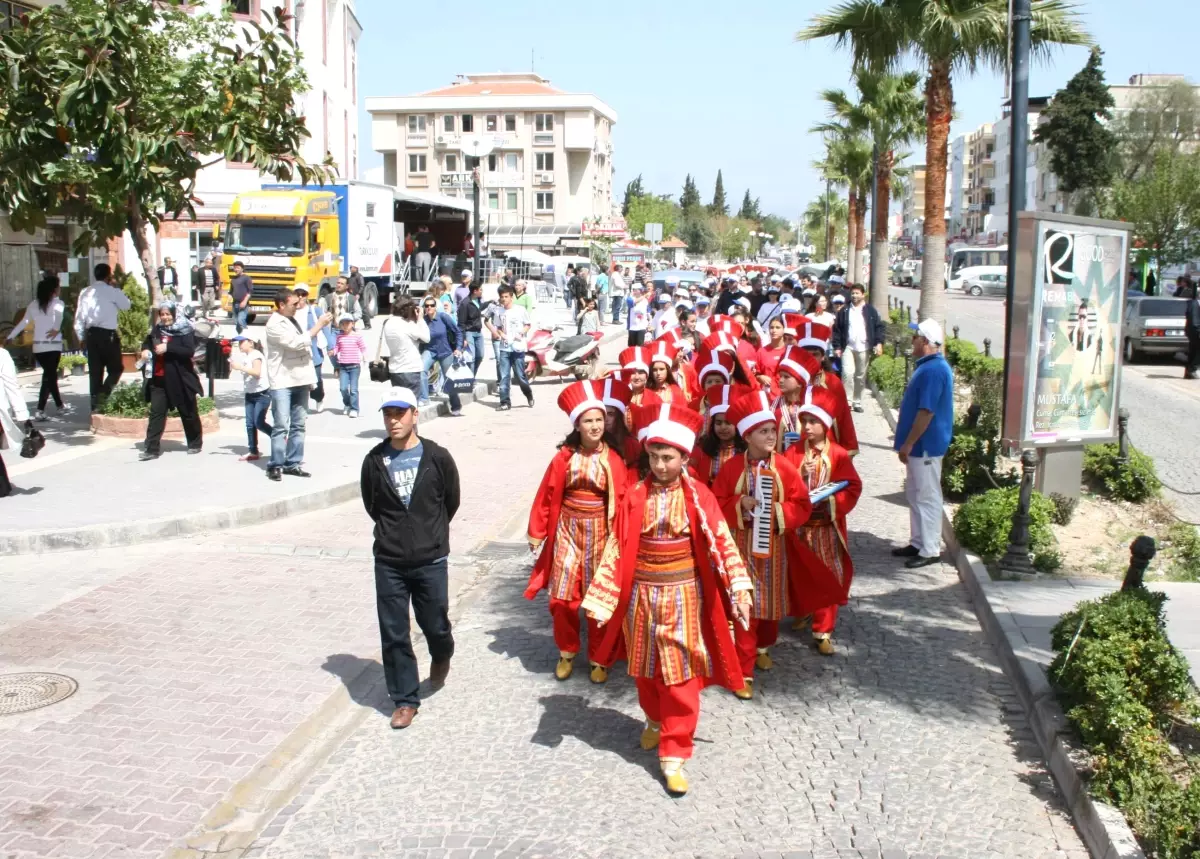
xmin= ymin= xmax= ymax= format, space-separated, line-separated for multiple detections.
xmin=549 ymin=598 xmax=604 ymax=663
xmin=812 ymin=605 xmax=838 ymax=636
xmin=734 ymin=619 xmax=779 ymax=679
xmin=635 ymin=675 xmax=703 ymax=760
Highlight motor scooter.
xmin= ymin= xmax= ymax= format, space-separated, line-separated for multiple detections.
xmin=525 ymin=326 xmax=602 ymax=381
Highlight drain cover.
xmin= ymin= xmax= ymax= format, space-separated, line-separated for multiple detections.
xmin=0 ymin=673 xmax=78 ymax=716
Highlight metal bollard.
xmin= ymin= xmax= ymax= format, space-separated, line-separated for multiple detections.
xmin=1117 ymin=407 xmax=1130 ymax=465
xmin=999 ymin=450 xmax=1039 ymax=575
xmin=953 ymin=325 xmax=960 ymax=340
xmin=893 ymin=339 xmax=901 ymax=359
xmin=904 ymin=349 xmax=912 ymax=383
xmin=983 ymin=338 xmax=992 ymax=357
xmin=1121 ymin=535 xmax=1157 ymax=591
xmin=906 ymin=306 xmax=913 ymax=324
xmin=889 ymin=296 xmax=894 ymax=310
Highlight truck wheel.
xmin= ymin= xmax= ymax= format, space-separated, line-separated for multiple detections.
xmin=362 ymin=283 xmax=379 ymax=320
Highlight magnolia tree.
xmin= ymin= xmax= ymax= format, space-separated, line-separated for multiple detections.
xmin=0 ymin=0 xmax=332 ymax=305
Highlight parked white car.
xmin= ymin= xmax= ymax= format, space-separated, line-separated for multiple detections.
xmin=948 ymin=265 xmax=1007 ymax=292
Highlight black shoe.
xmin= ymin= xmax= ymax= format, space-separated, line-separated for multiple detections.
xmin=905 ymin=555 xmax=941 ymax=569
xmin=283 ymin=466 xmax=312 ymax=478
xmin=139 ymin=450 xmax=160 ymax=462
xmin=526 ymin=394 xmax=535 ymax=407
xmin=267 ymin=467 xmax=282 ymax=482
xmin=890 ymin=544 xmax=920 ymax=557
xmin=187 ymin=447 xmax=202 ymax=455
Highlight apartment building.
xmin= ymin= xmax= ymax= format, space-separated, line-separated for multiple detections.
xmin=367 ymin=73 xmax=617 ymax=251
xmin=948 ymin=136 xmax=969 ymax=237
xmin=963 ymin=124 xmax=996 ymax=237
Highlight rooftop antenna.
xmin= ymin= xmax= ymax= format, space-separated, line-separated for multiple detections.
xmin=531 ymin=49 xmax=535 ymax=73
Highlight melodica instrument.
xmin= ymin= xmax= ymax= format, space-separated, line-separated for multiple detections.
xmin=751 ymin=469 xmax=774 ymax=559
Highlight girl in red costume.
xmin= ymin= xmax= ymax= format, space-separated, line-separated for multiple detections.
xmin=690 ymin=384 xmax=747 ymax=487
xmin=646 ymin=340 xmax=687 ymax=404
xmin=526 ymin=380 xmax=632 ymax=683
xmin=782 ymin=385 xmax=862 ymax=656
xmin=754 ymin=316 xmax=788 ymax=392
xmin=771 ymin=346 xmax=821 ymax=454
xmin=582 ymin=403 xmax=752 ymax=797
xmin=794 ymin=318 xmax=858 ymax=456
xmin=712 ymin=390 xmax=812 ymax=699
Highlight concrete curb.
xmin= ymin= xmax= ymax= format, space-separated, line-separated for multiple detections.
xmin=868 ymin=380 xmax=1145 ymax=859
xmin=2 ymin=328 xmax=628 ymax=556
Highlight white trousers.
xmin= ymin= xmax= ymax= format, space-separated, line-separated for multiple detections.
xmin=905 ymin=455 xmax=944 ymax=558
xmin=841 ymin=349 xmax=869 ymax=404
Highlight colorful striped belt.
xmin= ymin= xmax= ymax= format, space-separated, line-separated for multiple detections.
xmin=562 ymin=490 xmax=606 ymax=518
xmin=634 ymin=536 xmax=696 ymax=585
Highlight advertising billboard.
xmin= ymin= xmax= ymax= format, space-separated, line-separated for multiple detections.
xmin=1003 ymin=213 xmax=1130 ymax=449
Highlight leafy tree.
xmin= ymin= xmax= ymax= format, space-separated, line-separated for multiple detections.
xmin=798 ymin=0 xmax=1090 ymax=325
xmin=1033 ymin=47 xmax=1117 ymax=216
xmin=679 ymin=215 xmax=717 ymax=256
xmin=622 ymin=174 xmax=645 ymax=216
xmin=737 ymin=190 xmax=762 ymax=221
xmin=1106 ymin=148 xmax=1200 ymax=272
xmin=761 ymin=214 xmax=796 ymax=246
xmin=680 ymin=174 xmax=702 ymax=214
xmin=625 ymin=194 xmax=679 ymax=245
xmin=711 ymin=216 xmax=758 ymax=261
xmin=709 ymin=170 xmax=729 ymax=216
xmin=1112 ymin=80 xmax=1200 ymax=182
xmin=0 ymin=0 xmax=330 ymax=305
xmin=803 ymin=193 xmax=848 ymax=260
xmin=816 ymin=133 xmax=872 ymax=280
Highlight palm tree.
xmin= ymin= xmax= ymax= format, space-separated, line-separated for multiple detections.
xmin=815 ymin=133 xmax=874 ymax=282
xmin=817 ymin=70 xmax=925 ymax=314
xmin=804 ymin=192 xmax=849 ymax=260
xmin=798 ymin=0 xmax=1090 ymax=325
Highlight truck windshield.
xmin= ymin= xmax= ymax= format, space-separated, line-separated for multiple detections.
xmin=225 ymin=221 xmax=304 ymax=254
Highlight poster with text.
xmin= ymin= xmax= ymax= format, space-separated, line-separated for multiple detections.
xmin=1023 ymin=221 xmax=1128 ymax=443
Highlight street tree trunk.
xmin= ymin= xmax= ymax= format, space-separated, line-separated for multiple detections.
xmin=127 ymin=205 xmax=162 ymax=325
xmin=846 ymin=188 xmax=858 ymax=280
xmin=870 ymin=149 xmax=895 ymax=317
xmin=855 ymin=186 xmax=867 ymax=284
xmin=919 ymin=59 xmax=953 ymax=327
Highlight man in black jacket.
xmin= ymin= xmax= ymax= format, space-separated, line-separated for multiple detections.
xmin=360 ymin=387 xmax=461 ymax=729
xmin=831 ymin=283 xmax=887 ymax=412
xmin=1185 ymin=293 xmax=1200 ymax=379
xmin=456 ymin=280 xmax=484 ymax=377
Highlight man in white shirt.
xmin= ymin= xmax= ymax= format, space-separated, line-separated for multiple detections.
xmin=482 ymin=283 xmax=533 ymax=410
xmin=626 ymin=284 xmax=649 ymax=347
xmin=264 ymin=287 xmax=332 ymax=481
xmin=74 ymin=263 xmax=131 ymax=411
xmin=608 ymin=266 xmax=626 ymax=325
xmin=831 ymin=283 xmax=885 ymax=412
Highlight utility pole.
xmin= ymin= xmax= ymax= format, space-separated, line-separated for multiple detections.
xmin=824 ymin=176 xmax=832 ymax=261
xmin=1002 ymin=0 xmax=1030 ymax=419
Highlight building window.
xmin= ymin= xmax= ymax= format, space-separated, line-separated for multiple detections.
xmin=465 ymin=155 xmax=480 ymax=170
xmin=0 ymin=1 xmax=37 ymax=30
xmin=227 ymin=0 xmax=259 ymax=17
xmin=320 ymin=0 xmax=326 ymax=65
xmin=487 ymin=154 xmax=497 ymax=172
xmin=445 ymin=154 xmax=458 ymax=172
xmin=461 ymin=114 xmax=474 ymax=132
xmin=535 ymin=152 xmax=554 ymax=171
xmin=504 ymin=114 xmax=516 ymax=132
xmin=534 ymin=113 xmax=554 ymax=132
xmin=443 ymin=115 xmax=455 ymax=132
xmin=505 ymin=152 xmax=519 ymax=172
xmin=506 ymin=190 xmax=519 ymax=211
xmin=486 ymin=115 xmax=497 ymax=132
xmin=408 ymin=154 xmax=427 ymax=174
xmin=535 ymin=192 xmax=554 ymax=212
xmin=408 ymin=115 xmax=426 ymax=133
xmin=488 ymin=191 xmax=499 ymax=210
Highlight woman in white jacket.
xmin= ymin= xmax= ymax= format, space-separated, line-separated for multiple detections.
xmin=380 ymin=297 xmax=429 ymax=392
xmin=0 ymin=345 xmax=32 ymax=497
xmin=5 ymin=275 xmax=69 ymax=421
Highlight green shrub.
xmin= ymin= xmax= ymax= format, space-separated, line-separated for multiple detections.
xmin=941 ymin=422 xmax=1014 ymax=499
xmin=951 ymin=486 xmax=1057 ymax=561
xmin=867 ymin=352 xmax=906 ymax=408
xmin=59 ymin=353 xmax=88 ymax=370
xmin=116 ymin=271 xmax=150 ymax=353
xmin=1083 ymin=443 xmax=1162 ymax=504
xmin=943 ymin=337 xmax=979 ymax=370
xmin=1165 ymin=522 xmax=1200 ymax=582
xmin=1049 ymin=589 xmax=1200 ymax=856
xmin=1049 ymin=492 xmax=1079 ymax=526
xmin=99 ymin=382 xmax=214 ymax=418
xmin=888 ymin=307 xmax=902 ymax=325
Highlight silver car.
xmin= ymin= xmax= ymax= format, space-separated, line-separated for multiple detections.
xmin=1122 ymin=296 xmax=1189 ymax=362
xmin=963 ymin=272 xmax=1007 ymax=296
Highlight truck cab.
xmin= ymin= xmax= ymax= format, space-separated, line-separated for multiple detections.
xmin=221 ymin=190 xmax=341 ymax=318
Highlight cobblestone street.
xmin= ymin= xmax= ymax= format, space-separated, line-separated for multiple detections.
xmin=247 ymin=406 xmax=1088 ymax=859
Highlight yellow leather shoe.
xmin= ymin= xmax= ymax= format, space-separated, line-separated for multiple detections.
xmin=816 ymin=638 xmax=835 ymax=656
xmin=755 ymin=649 xmax=773 ymax=671
xmin=661 ymin=760 xmax=688 ymax=796
xmin=589 ymin=663 xmax=608 ymax=684
xmin=555 ymin=655 xmax=575 ymax=680
xmin=640 ymin=722 xmax=661 ymax=750
xmin=733 ymin=679 xmax=754 ymax=700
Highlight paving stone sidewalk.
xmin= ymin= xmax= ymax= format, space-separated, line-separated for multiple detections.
xmin=248 ymin=403 xmax=1089 ymax=859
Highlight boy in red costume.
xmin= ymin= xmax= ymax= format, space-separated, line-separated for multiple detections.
xmin=527 ymin=381 xmax=632 ymax=682
xmin=771 ymin=346 xmax=821 ymax=454
xmin=713 ymin=390 xmax=812 ymax=699
xmin=582 ymin=403 xmax=752 ymax=797
xmin=782 ymin=385 xmax=863 ymax=655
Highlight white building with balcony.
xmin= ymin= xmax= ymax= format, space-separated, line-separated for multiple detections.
xmin=367 ymin=72 xmax=618 ymax=253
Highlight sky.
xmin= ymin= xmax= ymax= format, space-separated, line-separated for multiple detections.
xmin=354 ymin=0 xmax=1200 ymax=223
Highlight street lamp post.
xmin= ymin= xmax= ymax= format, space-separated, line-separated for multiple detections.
xmin=1002 ymin=0 xmax=1031 ymax=419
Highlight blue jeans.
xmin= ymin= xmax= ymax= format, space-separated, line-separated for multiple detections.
xmin=375 ymin=558 xmax=454 ymax=708
xmin=611 ymin=295 xmax=622 ymax=324
xmin=268 ymin=385 xmax=309 ymax=469
xmin=496 ymin=348 xmax=532 ymax=406
xmin=465 ymin=331 xmax=484 ymax=376
xmin=597 ymin=294 xmax=608 ymax=321
xmin=244 ymin=390 xmax=272 ymax=455
xmin=337 ymin=363 xmax=360 ymax=412
xmin=420 ymin=351 xmax=462 ymax=411
xmin=234 ymin=306 xmax=249 ymax=333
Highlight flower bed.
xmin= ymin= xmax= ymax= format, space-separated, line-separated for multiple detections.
xmin=91 ymin=382 xmax=219 ymax=438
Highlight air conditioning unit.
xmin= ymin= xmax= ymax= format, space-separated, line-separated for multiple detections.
xmin=436 ymin=135 xmax=445 ymax=144
xmin=538 ymin=172 xmax=554 ymax=184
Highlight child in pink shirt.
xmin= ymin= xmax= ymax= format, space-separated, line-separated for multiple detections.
xmin=328 ymin=314 xmax=367 ymax=417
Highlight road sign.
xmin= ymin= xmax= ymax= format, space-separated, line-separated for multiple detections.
xmin=644 ymin=222 xmax=663 ymax=243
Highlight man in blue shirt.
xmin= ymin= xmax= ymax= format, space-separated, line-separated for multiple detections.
xmin=892 ymin=318 xmax=954 ymax=568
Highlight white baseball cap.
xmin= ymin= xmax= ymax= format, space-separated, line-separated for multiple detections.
xmin=380 ymin=387 xmax=419 ymax=410
xmin=910 ymin=318 xmax=944 ymax=345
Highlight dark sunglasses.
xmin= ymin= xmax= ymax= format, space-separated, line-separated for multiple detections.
xmin=423 ymin=303 xmax=436 ymax=309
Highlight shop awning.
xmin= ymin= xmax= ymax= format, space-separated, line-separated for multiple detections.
xmin=488 ymin=223 xmax=581 ymax=248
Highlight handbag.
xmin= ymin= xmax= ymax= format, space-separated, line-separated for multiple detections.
xmin=20 ymin=423 xmax=45 ymax=459
xmin=368 ymin=318 xmax=391 ymax=383
xmin=445 ymin=359 xmax=475 ymax=394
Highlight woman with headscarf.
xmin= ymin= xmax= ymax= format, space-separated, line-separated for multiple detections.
xmin=139 ymin=301 xmax=204 ymax=460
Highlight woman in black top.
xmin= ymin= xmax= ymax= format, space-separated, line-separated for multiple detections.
xmin=139 ymin=301 xmax=205 ymax=460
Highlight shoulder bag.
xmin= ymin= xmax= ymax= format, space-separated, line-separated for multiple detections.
xmin=369 ymin=318 xmax=392 ymax=383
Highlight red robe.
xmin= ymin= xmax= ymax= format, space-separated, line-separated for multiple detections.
xmin=690 ymin=441 xmax=738 ymax=488
xmin=581 ymin=475 xmax=748 ymax=692
xmin=647 ymin=382 xmax=686 ymax=405
xmin=525 ymin=444 xmax=628 ymax=599
xmin=782 ymin=439 xmax=862 ymax=615
xmin=676 ymin=361 xmax=700 ymax=403
xmin=817 ymin=372 xmax=858 ymax=455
